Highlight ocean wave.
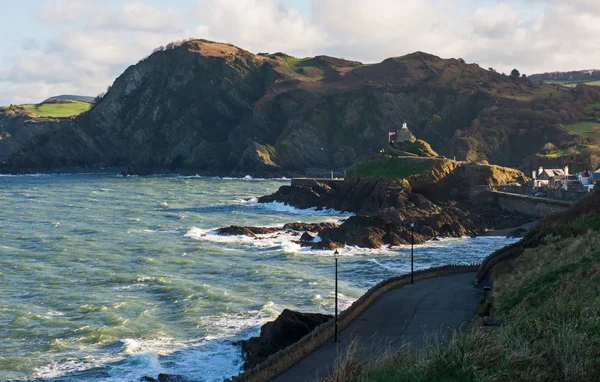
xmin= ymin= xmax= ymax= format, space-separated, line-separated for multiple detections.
xmin=236 ymin=198 xmax=354 ymax=217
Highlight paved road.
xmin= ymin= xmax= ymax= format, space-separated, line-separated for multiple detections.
xmin=272 ymin=272 xmax=480 ymax=382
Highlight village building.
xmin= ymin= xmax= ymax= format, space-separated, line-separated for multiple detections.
xmin=532 ymin=166 xmax=567 ymax=188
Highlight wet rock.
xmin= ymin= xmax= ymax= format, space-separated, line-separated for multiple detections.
xmin=299 ymin=232 xmax=315 ymax=242
xmin=216 ymin=225 xmax=282 ymax=237
xmin=297 ymin=239 xmax=344 ymax=250
xmin=283 ymin=222 xmax=339 ymax=232
xmin=419 ymin=225 xmax=435 ymax=237
xmin=239 ymin=309 xmax=333 ymax=370
xmin=140 ymin=375 xmax=193 ymax=382
xmin=320 ymin=216 xmax=388 ymax=248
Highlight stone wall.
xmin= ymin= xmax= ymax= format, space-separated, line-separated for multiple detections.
xmin=229 ymin=264 xmax=478 ymax=382
xmin=491 ymin=191 xmax=572 ymax=218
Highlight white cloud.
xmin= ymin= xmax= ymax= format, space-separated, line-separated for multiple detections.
xmin=194 ymin=0 xmax=324 ymax=56
xmin=2 ymin=0 xmax=600 ymax=105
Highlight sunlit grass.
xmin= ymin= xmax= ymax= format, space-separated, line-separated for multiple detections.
xmin=20 ymin=101 xmax=91 ymax=118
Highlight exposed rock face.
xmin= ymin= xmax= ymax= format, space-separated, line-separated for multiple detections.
xmin=258 ymin=160 xmax=534 ymax=248
xmin=4 ymin=39 xmax=600 ymax=175
xmin=239 ymin=309 xmax=332 ymax=370
xmin=0 ymin=116 xmax=67 ymax=164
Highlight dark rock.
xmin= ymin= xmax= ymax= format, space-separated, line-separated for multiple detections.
xmin=140 ymin=374 xmax=193 ymax=382
xmin=320 ymin=216 xmax=388 ymax=248
xmin=299 ymin=232 xmax=315 ymax=242
xmin=419 ymin=225 xmax=435 ymax=237
xmin=239 ymin=309 xmax=333 ymax=370
xmin=506 ymin=227 xmax=527 ymax=238
xmin=297 ymin=239 xmax=344 ymax=250
xmin=283 ymin=222 xmax=339 ymax=232
xmin=216 ymin=225 xmax=282 ymax=237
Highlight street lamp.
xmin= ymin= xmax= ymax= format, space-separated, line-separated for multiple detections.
xmin=410 ymin=222 xmax=415 ymax=284
xmin=334 ymin=248 xmax=339 ymax=342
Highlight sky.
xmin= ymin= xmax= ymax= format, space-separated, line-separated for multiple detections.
xmin=1 ymin=0 xmax=599 ymax=105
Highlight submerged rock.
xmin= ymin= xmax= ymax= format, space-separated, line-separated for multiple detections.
xmin=239 ymin=309 xmax=332 ymax=370
xmin=140 ymin=374 xmax=193 ymax=382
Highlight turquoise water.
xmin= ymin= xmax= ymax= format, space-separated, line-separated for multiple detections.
xmin=0 ymin=175 xmax=516 ymax=381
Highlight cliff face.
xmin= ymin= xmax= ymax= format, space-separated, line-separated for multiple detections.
xmin=5 ymin=40 xmax=600 ymax=175
xmin=0 ymin=115 xmax=67 ymax=165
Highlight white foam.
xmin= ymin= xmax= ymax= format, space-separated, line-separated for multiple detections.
xmin=238 ymin=198 xmax=354 ymax=217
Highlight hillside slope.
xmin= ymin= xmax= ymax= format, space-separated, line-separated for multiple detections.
xmin=350 ymin=189 xmax=600 ymax=381
xmin=4 ymin=39 xmax=600 ymax=175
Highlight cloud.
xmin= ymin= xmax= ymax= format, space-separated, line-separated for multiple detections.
xmin=194 ymin=0 xmax=325 ymax=56
xmin=3 ymin=0 xmax=600 ymax=105
xmin=37 ymin=0 xmax=101 ymax=23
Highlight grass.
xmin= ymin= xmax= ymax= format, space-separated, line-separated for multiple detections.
xmin=390 ymin=139 xmax=438 ymax=157
xmin=563 ymin=121 xmax=600 ymax=137
xmin=19 ymin=101 xmax=91 ymax=118
xmin=544 ymin=144 xmax=591 ymax=158
xmin=349 ymin=156 xmax=436 ymax=181
xmin=281 ymin=56 xmax=324 ymax=80
xmin=337 ymin=190 xmax=600 ymax=381
xmin=563 ymin=80 xmax=600 ymax=88
xmin=353 ymin=232 xmax=600 ymax=381
xmin=585 ymin=102 xmax=600 ymax=112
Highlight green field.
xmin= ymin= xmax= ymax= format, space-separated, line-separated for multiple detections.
xmin=21 ymin=101 xmax=91 ymax=117
xmin=563 ymin=121 xmax=600 ymax=137
xmin=545 ymin=80 xmax=600 ymax=88
xmin=544 ymin=144 xmax=592 ymax=158
xmin=0 ymin=101 xmax=92 ymax=118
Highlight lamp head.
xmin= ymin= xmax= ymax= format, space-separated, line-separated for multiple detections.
xmin=410 ymin=222 xmax=415 ymax=228
xmin=334 ymin=249 xmax=339 ymax=259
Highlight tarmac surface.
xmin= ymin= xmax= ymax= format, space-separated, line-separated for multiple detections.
xmin=271 ymin=271 xmax=480 ymax=382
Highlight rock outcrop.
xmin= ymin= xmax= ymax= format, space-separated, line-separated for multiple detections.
xmin=258 ymin=158 xmax=534 ymax=248
xmin=239 ymin=309 xmax=332 ymax=370
xmin=4 ymin=39 xmax=600 ymax=175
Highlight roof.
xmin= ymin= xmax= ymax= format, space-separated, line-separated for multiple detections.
xmin=538 ymin=169 xmax=565 ymax=179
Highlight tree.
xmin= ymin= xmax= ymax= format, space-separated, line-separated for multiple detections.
xmin=510 ymin=68 xmax=520 ymax=77
xmin=542 ymin=142 xmax=557 ymax=153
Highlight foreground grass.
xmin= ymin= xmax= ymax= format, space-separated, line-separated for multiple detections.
xmin=20 ymin=101 xmax=91 ymax=117
xmin=351 ymin=231 xmax=600 ymax=381
xmin=329 ymin=190 xmax=600 ymax=382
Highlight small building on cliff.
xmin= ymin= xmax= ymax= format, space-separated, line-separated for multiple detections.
xmin=389 ymin=122 xmax=415 ymax=143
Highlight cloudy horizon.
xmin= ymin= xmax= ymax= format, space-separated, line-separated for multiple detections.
xmin=1 ymin=0 xmax=599 ymax=105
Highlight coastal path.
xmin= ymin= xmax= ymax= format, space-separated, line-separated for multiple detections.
xmin=271 ymin=271 xmax=480 ymax=382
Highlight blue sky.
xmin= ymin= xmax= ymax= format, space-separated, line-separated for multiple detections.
xmin=1 ymin=0 xmax=599 ymax=105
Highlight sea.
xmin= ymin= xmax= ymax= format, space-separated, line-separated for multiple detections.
xmin=0 ymin=174 xmax=517 ymax=381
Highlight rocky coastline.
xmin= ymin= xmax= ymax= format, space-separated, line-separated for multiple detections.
xmin=212 ymin=175 xmax=535 ymax=250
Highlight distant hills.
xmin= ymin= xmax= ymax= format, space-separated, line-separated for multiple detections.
xmin=43 ymin=95 xmax=95 ymax=103
xmin=2 ymin=39 xmax=600 ymax=175
xmin=529 ymin=70 xmax=600 ymax=87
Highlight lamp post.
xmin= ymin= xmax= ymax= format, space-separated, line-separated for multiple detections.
xmin=334 ymin=249 xmax=339 ymax=342
xmin=410 ymin=222 xmax=415 ymax=284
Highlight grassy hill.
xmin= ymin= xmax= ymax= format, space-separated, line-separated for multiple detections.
xmin=0 ymin=100 xmax=91 ymax=118
xmin=5 ymin=39 xmax=600 ymax=175
xmin=337 ymin=189 xmax=600 ymax=381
